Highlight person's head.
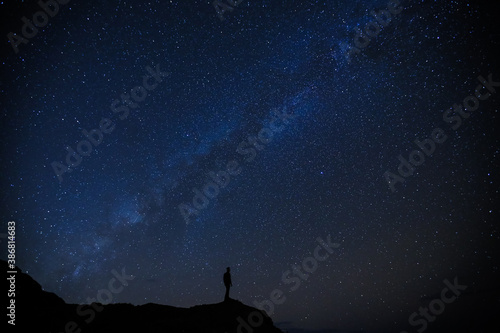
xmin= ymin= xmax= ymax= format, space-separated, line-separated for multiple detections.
xmin=226 ymin=267 xmax=230 ymax=272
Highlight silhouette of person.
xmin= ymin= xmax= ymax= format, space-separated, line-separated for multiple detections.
xmin=223 ymin=267 xmax=232 ymax=302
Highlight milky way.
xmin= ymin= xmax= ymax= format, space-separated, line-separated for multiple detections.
xmin=1 ymin=1 xmax=499 ymax=332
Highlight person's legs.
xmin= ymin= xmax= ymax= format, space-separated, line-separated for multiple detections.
xmin=224 ymin=285 xmax=230 ymax=301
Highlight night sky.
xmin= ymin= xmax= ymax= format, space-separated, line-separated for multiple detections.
xmin=1 ymin=0 xmax=499 ymax=332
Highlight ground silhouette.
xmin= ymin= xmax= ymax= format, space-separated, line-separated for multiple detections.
xmin=3 ymin=260 xmax=282 ymax=333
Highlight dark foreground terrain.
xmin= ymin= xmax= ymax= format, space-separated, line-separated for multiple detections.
xmin=3 ymin=260 xmax=282 ymax=333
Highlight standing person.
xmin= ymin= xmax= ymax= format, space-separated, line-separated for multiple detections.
xmin=223 ymin=267 xmax=232 ymax=302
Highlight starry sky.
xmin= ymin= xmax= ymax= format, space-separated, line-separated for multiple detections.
xmin=1 ymin=0 xmax=499 ymax=332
